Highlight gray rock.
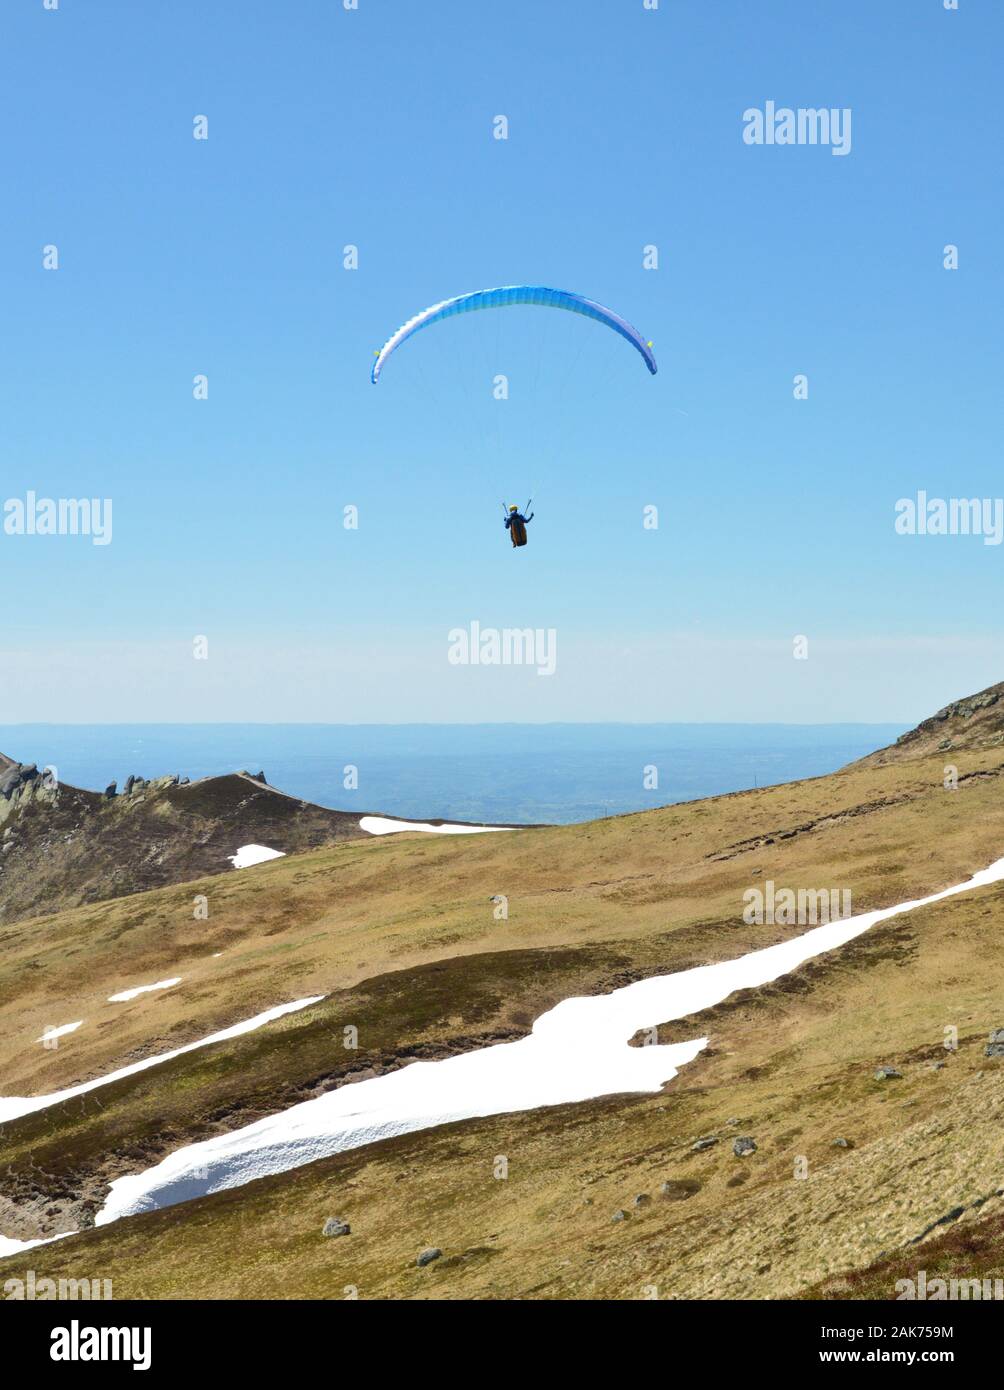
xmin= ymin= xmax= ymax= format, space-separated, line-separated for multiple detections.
xmin=322 ymin=1217 xmax=350 ymax=1238
xmin=831 ymin=1138 xmax=850 ymax=1149
xmin=633 ymin=1193 xmax=651 ymax=1207
xmin=660 ymin=1179 xmax=700 ymax=1201
xmin=692 ymin=1136 xmax=718 ymax=1151
xmin=104 ymin=782 xmax=117 ymax=799
xmin=611 ymin=1209 xmax=628 ymax=1223
xmin=733 ymin=1137 xmax=757 ymax=1157
xmin=874 ymin=1066 xmax=902 ymax=1080
xmin=0 ymin=763 xmax=39 ymax=801
xmin=985 ymin=1028 xmax=1004 ymax=1058
xmin=417 ymin=1247 xmax=442 ymax=1266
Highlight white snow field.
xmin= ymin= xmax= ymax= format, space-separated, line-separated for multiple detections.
xmin=359 ymin=816 xmax=513 ymax=836
xmin=229 ymin=844 xmax=286 ymax=868
xmin=94 ymin=856 xmax=1004 ymax=1228
xmin=0 ymin=997 xmax=325 ymax=1129
xmin=108 ymin=978 xmax=182 ymax=1003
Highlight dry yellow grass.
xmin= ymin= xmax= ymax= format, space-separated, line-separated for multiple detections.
xmin=3 ymin=753 xmax=1001 ymax=1097
xmin=1 ymin=749 xmax=1003 ymax=1297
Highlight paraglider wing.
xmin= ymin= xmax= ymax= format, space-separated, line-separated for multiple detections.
xmin=371 ymin=285 xmax=657 ymax=383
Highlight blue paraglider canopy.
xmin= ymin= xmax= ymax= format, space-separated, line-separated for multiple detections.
xmin=371 ymin=285 xmax=657 ymax=383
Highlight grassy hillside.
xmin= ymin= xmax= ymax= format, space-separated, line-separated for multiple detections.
xmin=1 ymin=726 xmax=1003 ymax=1298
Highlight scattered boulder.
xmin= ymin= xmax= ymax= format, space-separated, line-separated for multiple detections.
xmin=692 ymin=1136 xmax=718 ymax=1152
xmin=985 ymin=1028 xmax=1004 ymax=1058
xmin=831 ymin=1138 xmax=851 ymax=1149
xmin=660 ymin=1179 xmax=701 ymax=1201
xmin=874 ymin=1066 xmax=902 ymax=1080
xmin=733 ymin=1137 xmax=757 ymax=1157
xmin=103 ymin=782 xmax=117 ymax=799
xmin=633 ymin=1193 xmax=651 ymax=1208
xmin=611 ymin=1210 xmax=628 ymax=1223
xmin=417 ymin=1247 xmax=442 ymax=1267
xmin=322 ymin=1217 xmax=350 ymax=1238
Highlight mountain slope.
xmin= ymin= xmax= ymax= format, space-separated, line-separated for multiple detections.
xmin=0 ymin=763 xmax=369 ymax=924
xmin=0 ymin=757 xmax=511 ymax=926
xmin=1 ymin=687 xmax=1003 ymax=1297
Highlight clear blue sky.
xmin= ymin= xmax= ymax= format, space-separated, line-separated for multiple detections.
xmin=1 ymin=0 xmax=1001 ymax=721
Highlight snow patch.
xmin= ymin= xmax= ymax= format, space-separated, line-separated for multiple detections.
xmin=360 ymin=816 xmax=513 ymax=836
xmin=0 ymin=1231 xmax=73 ymax=1259
xmin=34 ymin=1021 xmax=83 ymax=1045
xmin=229 ymin=844 xmax=286 ymax=868
xmin=0 ymin=996 xmax=325 ymax=1128
xmin=108 ymin=978 xmax=181 ymax=1004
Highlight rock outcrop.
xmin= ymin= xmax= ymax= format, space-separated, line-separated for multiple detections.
xmin=0 ymin=753 xmax=373 ymax=925
xmin=852 ymin=679 xmax=1004 ymax=765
